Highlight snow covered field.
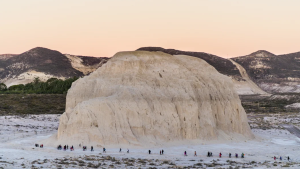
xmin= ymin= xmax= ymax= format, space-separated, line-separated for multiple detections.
xmin=1 ymin=115 xmax=300 ymax=168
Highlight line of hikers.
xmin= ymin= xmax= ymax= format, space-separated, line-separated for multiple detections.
xmin=206 ymin=152 xmax=244 ymax=158
xmin=53 ymin=146 xmax=292 ymax=161
xmin=184 ymin=151 xmax=246 ymax=158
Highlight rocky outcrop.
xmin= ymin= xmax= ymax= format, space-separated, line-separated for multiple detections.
xmin=54 ymin=51 xmax=254 ymax=147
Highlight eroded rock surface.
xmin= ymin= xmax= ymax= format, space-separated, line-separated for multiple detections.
xmin=55 ymin=51 xmax=254 ymax=146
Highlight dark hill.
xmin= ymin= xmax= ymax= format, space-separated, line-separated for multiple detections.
xmin=137 ymin=47 xmax=242 ymax=80
xmin=0 ymin=47 xmax=84 ymax=80
xmin=232 ymin=50 xmax=300 ymax=82
xmin=232 ymin=50 xmax=300 ymax=93
xmin=0 ymin=54 xmax=17 ymax=61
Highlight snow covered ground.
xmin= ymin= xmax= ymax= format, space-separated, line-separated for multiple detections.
xmin=1 ymin=115 xmax=300 ymax=168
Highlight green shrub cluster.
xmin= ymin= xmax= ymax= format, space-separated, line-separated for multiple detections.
xmin=0 ymin=77 xmax=78 ymax=94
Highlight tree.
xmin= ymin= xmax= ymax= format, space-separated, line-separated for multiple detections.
xmin=0 ymin=83 xmax=7 ymax=91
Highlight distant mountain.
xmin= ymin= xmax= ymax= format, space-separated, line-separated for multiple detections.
xmin=137 ymin=47 xmax=268 ymax=95
xmin=232 ymin=50 xmax=300 ymax=93
xmin=3 ymin=46 xmax=300 ymax=94
xmin=0 ymin=47 xmax=108 ymax=87
xmin=0 ymin=54 xmax=17 ymax=61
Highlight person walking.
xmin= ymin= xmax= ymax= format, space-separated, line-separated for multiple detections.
xmin=229 ymin=153 xmax=231 ymax=158
xmin=160 ymin=150 xmax=161 ymax=155
xmin=162 ymin=149 xmax=164 ymax=155
xmin=184 ymin=151 xmax=187 ymax=156
xmin=91 ymin=146 xmax=94 ymax=151
xmin=194 ymin=151 xmax=197 ymax=156
xmin=149 ymin=150 xmax=151 ymax=154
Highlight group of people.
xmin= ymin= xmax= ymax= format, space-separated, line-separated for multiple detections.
xmin=83 ymin=146 xmax=87 ymax=151
xmin=53 ymin=145 xmax=292 ymax=161
xmin=274 ymin=156 xmax=290 ymax=161
xmin=56 ymin=145 xmax=74 ymax=151
xmin=34 ymin=144 xmax=43 ymax=148
xmin=119 ymin=148 xmax=130 ymax=153
xmin=148 ymin=149 xmax=164 ymax=155
xmin=206 ymin=152 xmax=244 ymax=158
xmin=56 ymin=145 xmax=131 ymax=153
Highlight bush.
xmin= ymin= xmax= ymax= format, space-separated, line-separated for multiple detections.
xmin=2 ymin=77 xmax=78 ymax=94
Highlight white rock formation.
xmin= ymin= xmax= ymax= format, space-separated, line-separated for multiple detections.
xmin=54 ymin=51 xmax=254 ymax=147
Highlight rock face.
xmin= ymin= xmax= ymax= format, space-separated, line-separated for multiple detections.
xmin=56 ymin=51 xmax=254 ymax=147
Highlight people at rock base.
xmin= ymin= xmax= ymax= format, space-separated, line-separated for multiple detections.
xmin=35 ymin=144 xmax=39 ymax=147
xmin=207 ymin=152 xmax=213 ymax=157
xmin=83 ymin=146 xmax=87 ymax=151
xmin=40 ymin=144 xmax=43 ymax=148
xmin=53 ymin=147 xmax=293 ymax=162
xmin=57 ymin=145 xmax=62 ymax=150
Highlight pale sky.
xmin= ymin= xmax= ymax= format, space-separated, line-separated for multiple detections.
xmin=0 ymin=0 xmax=299 ymax=58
